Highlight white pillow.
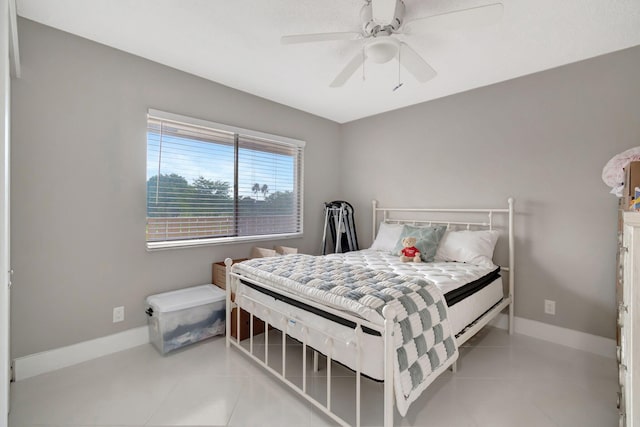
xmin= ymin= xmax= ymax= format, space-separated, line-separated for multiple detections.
xmin=434 ymin=229 xmax=500 ymax=268
xmin=370 ymin=222 xmax=404 ymax=252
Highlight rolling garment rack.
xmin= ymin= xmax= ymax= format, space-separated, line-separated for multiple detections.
xmin=322 ymin=201 xmax=359 ymax=254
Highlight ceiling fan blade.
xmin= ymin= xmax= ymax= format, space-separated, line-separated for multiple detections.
xmin=371 ymin=0 xmax=397 ymax=24
xmin=281 ymin=32 xmax=361 ymax=45
xmin=399 ymin=42 xmax=436 ymax=83
xmin=404 ymin=3 xmax=503 ymax=34
xmin=330 ymin=51 xmax=365 ymax=87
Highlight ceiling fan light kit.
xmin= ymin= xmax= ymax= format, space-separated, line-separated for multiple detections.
xmin=366 ymin=37 xmax=399 ymax=64
xmin=281 ymin=0 xmax=503 ymax=87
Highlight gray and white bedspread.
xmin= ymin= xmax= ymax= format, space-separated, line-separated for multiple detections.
xmin=232 ymin=254 xmax=459 ymax=416
xmin=326 ymin=249 xmax=498 ymax=295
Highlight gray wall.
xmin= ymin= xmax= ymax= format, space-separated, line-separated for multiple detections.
xmin=340 ymin=46 xmax=640 ymax=339
xmin=10 ymin=19 xmax=342 ymax=358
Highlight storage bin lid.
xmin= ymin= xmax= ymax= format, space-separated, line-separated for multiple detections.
xmin=146 ymin=284 xmax=225 ymax=313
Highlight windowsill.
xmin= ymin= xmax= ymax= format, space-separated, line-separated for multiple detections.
xmin=146 ymin=232 xmax=303 ymax=251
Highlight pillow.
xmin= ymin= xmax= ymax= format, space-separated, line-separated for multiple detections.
xmin=370 ymin=222 xmax=404 ymax=252
xmin=392 ymin=225 xmax=447 ymax=262
xmin=434 ymin=229 xmax=500 ymax=267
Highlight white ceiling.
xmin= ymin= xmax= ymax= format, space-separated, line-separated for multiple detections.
xmin=16 ymin=0 xmax=640 ymax=123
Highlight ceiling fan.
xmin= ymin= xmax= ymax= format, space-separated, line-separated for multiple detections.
xmin=281 ymin=0 xmax=503 ymax=88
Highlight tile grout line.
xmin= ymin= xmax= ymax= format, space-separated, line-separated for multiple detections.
xmin=224 ymin=377 xmax=246 ymax=427
xmin=142 ymin=376 xmax=183 ymax=427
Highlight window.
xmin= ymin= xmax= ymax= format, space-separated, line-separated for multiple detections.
xmin=146 ymin=110 xmax=305 ymax=249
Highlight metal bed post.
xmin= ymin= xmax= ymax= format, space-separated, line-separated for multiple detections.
xmin=354 ymin=325 xmax=363 ymax=427
xmin=282 ymin=318 xmax=287 ymax=377
xmin=236 ymin=294 xmax=241 ymax=345
xmin=302 ymin=327 xmax=308 ymax=393
xmin=326 ymin=338 xmax=333 ymax=412
xmin=224 ymin=258 xmax=233 ymax=348
xmin=382 ymin=305 xmax=396 ymax=427
xmin=372 ymin=199 xmax=378 ymax=244
xmin=249 ymin=303 xmax=254 ymax=354
xmin=265 ymin=314 xmax=269 ymax=366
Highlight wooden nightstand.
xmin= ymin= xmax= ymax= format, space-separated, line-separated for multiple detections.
xmin=212 ymin=258 xmax=247 ymax=289
xmin=212 ymin=259 xmax=265 ymax=340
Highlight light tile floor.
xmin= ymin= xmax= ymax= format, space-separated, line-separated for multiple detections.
xmin=9 ymin=326 xmax=618 ymax=427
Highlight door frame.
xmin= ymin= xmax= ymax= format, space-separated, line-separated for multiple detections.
xmin=0 ymin=0 xmax=9 ymax=419
xmin=1 ymin=0 xmax=16 ymax=422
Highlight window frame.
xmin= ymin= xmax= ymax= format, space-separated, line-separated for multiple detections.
xmin=146 ymin=109 xmax=305 ymax=251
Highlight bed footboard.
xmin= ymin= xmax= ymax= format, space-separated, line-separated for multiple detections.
xmin=225 ymin=258 xmax=396 ymax=427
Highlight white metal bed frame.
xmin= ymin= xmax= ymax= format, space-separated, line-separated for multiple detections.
xmin=225 ymin=198 xmax=515 ymax=427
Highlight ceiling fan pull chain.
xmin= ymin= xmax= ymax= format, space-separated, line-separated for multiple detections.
xmin=393 ymin=46 xmax=403 ymax=91
xmin=398 ymin=48 xmax=401 ymax=85
xmin=362 ymin=47 xmax=366 ymax=82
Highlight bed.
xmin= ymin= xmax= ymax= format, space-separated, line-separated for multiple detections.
xmin=224 ymin=198 xmax=515 ymax=427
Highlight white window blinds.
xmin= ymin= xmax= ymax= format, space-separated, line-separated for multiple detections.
xmin=146 ymin=110 xmax=305 ymax=249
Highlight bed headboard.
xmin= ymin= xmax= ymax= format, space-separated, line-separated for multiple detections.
xmin=371 ymin=198 xmax=515 ymax=315
xmin=372 ymin=198 xmax=514 ymax=233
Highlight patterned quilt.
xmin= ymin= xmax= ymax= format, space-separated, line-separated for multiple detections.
xmin=232 ymin=254 xmax=459 ymax=416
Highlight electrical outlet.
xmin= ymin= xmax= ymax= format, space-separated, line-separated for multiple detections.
xmin=113 ymin=306 xmax=125 ymax=323
xmin=544 ymin=299 xmax=556 ymax=315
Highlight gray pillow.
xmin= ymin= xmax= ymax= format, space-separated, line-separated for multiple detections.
xmin=392 ymin=225 xmax=447 ymax=262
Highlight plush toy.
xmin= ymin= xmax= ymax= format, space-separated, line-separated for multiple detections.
xmin=399 ymin=236 xmax=422 ymax=263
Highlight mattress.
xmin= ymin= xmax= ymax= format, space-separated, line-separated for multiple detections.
xmin=232 ymin=250 xmax=504 ymax=380
xmin=325 ymin=249 xmax=500 ymax=299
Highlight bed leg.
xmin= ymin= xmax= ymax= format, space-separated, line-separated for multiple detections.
xmin=451 ymin=361 xmax=458 ymax=373
xmin=313 ymin=350 xmax=319 ymax=373
xmin=224 ymin=258 xmax=233 ymax=348
xmin=382 ymin=306 xmax=396 ymax=427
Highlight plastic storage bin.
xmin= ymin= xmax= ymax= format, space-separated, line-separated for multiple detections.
xmin=145 ymin=284 xmax=225 ymax=354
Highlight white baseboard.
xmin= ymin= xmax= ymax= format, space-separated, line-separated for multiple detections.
xmin=12 ymin=314 xmax=616 ymax=382
xmin=13 ymin=326 xmax=149 ymax=381
xmin=489 ymin=314 xmax=616 ymax=358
